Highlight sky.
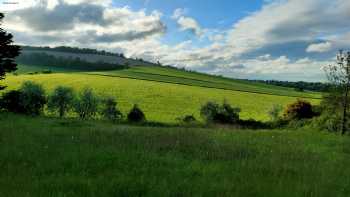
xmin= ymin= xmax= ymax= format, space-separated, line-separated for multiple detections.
xmin=1 ymin=0 xmax=350 ymax=81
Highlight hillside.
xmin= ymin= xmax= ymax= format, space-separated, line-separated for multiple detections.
xmin=3 ymin=64 xmax=321 ymax=123
xmin=1 ymin=113 xmax=350 ymax=197
xmin=18 ymin=46 xmax=157 ymax=67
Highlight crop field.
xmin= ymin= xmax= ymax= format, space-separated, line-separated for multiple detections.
xmin=2 ymin=65 xmax=321 ymax=123
xmin=91 ymin=66 xmax=321 ymax=99
xmin=1 ymin=113 xmax=350 ymax=197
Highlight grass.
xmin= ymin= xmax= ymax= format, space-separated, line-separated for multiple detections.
xmin=14 ymin=64 xmax=79 ymax=74
xmin=1 ymin=113 xmax=350 ymax=196
xmin=1 ymin=72 xmax=320 ymax=123
xmin=91 ymin=66 xmax=321 ymax=99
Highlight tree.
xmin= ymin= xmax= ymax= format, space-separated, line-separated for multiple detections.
xmin=48 ymin=86 xmax=75 ymax=118
xmin=0 ymin=90 xmax=25 ymax=113
xmin=74 ymin=88 xmax=99 ymax=119
xmin=200 ymin=101 xmax=241 ymax=124
xmin=101 ymin=97 xmax=123 ymax=122
xmin=127 ymin=104 xmax=145 ymax=123
xmin=283 ymin=99 xmax=314 ymax=121
xmin=324 ymin=50 xmax=350 ymax=134
xmin=0 ymin=13 xmax=21 ymax=90
xmin=19 ymin=81 xmax=47 ymax=116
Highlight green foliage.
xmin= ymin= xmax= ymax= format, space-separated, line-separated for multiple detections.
xmin=100 ymin=97 xmax=123 ymax=122
xmin=200 ymin=101 xmax=241 ymax=124
xmin=0 ymin=90 xmax=25 ymax=113
xmin=127 ymin=104 xmax=146 ymax=123
xmin=0 ymin=13 xmax=21 ymax=90
xmin=283 ymin=99 xmax=314 ymax=121
xmin=268 ymin=104 xmax=283 ymax=121
xmin=74 ymin=88 xmax=99 ymax=119
xmin=19 ymin=81 xmax=46 ymax=115
xmin=48 ymin=86 xmax=75 ymax=118
xmin=311 ymin=93 xmax=346 ymax=132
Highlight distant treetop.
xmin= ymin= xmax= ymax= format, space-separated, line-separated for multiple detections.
xmin=21 ymin=45 xmax=125 ymax=57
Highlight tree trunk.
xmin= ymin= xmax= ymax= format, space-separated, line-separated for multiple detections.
xmin=342 ymin=78 xmax=350 ymax=135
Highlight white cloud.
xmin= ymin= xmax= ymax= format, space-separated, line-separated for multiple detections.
xmin=3 ymin=0 xmax=166 ymax=45
xmin=172 ymin=8 xmax=203 ymax=37
xmin=3 ymin=0 xmax=350 ymax=81
xmin=306 ymin=42 xmax=332 ymax=53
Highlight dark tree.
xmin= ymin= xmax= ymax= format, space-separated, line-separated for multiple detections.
xmin=324 ymin=50 xmax=350 ymax=135
xmin=0 ymin=13 xmax=21 ymax=90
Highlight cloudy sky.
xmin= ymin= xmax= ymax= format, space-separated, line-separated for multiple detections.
xmin=1 ymin=0 xmax=350 ymax=81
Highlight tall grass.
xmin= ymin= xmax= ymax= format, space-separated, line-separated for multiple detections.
xmin=0 ymin=113 xmax=349 ymax=196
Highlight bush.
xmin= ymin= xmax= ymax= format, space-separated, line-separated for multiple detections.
xmin=200 ymin=101 xmax=240 ymax=124
xmin=42 ymin=69 xmax=52 ymax=74
xmin=100 ymin=97 xmax=123 ymax=122
xmin=268 ymin=104 xmax=283 ymax=121
xmin=283 ymin=99 xmax=314 ymax=121
xmin=0 ymin=90 xmax=25 ymax=113
xmin=127 ymin=104 xmax=145 ymax=123
xmin=74 ymin=88 xmax=99 ymax=119
xmin=19 ymin=81 xmax=46 ymax=115
xmin=48 ymin=86 xmax=75 ymax=118
xmin=176 ymin=115 xmax=197 ymax=124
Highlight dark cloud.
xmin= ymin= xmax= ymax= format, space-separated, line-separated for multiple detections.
xmin=10 ymin=2 xmax=105 ymax=31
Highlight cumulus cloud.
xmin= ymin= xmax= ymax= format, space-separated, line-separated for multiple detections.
xmin=172 ymin=8 xmax=203 ymax=37
xmin=2 ymin=0 xmax=350 ymax=81
xmin=306 ymin=42 xmax=333 ymax=53
xmin=2 ymin=0 xmax=166 ymax=45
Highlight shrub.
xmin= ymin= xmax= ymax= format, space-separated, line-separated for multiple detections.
xmin=42 ymin=69 xmax=52 ymax=74
xmin=176 ymin=115 xmax=197 ymax=124
xmin=182 ymin=115 xmax=197 ymax=123
xmin=200 ymin=101 xmax=240 ymax=124
xmin=268 ymin=104 xmax=283 ymax=121
xmin=19 ymin=81 xmax=46 ymax=115
xmin=74 ymin=88 xmax=99 ymax=119
xmin=283 ymin=99 xmax=314 ymax=120
xmin=101 ymin=97 xmax=123 ymax=122
xmin=48 ymin=86 xmax=75 ymax=118
xmin=0 ymin=90 xmax=25 ymax=113
xmin=127 ymin=104 xmax=145 ymax=123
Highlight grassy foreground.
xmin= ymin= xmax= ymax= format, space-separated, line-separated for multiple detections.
xmin=1 ymin=113 xmax=350 ymax=196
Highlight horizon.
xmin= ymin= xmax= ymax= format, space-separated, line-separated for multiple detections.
xmin=1 ymin=0 xmax=350 ymax=82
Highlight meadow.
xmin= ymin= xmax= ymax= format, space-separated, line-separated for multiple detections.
xmin=1 ymin=113 xmax=350 ymax=197
xmin=2 ymin=65 xmax=321 ymax=123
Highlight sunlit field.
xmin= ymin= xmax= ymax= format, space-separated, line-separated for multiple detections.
xmin=2 ymin=70 xmax=320 ymax=123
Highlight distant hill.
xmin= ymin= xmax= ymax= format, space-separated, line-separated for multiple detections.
xmin=17 ymin=46 xmax=158 ymax=70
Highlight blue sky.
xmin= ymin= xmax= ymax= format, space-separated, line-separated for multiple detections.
xmin=1 ymin=0 xmax=350 ymax=81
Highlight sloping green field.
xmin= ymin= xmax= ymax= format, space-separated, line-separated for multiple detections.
xmin=2 ymin=65 xmax=321 ymax=123
xmin=90 ymin=66 xmax=320 ymax=99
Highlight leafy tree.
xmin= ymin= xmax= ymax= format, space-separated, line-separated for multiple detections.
xmin=127 ymin=104 xmax=145 ymax=123
xmin=324 ymin=50 xmax=350 ymax=134
xmin=101 ymin=97 xmax=123 ymax=122
xmin=0 ymin=90 xmax=25 ymax=113
xmin=48 ymin=86 xmax=75 ymax=118
xmin=200 ymin=101 xmax=241 ymax=124
xmin=283 ymin=99 xmax=314 ymax=121
xmin=19 ymin=81 xmax=47 ymax=116
xmin=74 ymin=88 xmax=99 ymax=119
xmin=0 ymin=13 xmax=21 ymax=90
